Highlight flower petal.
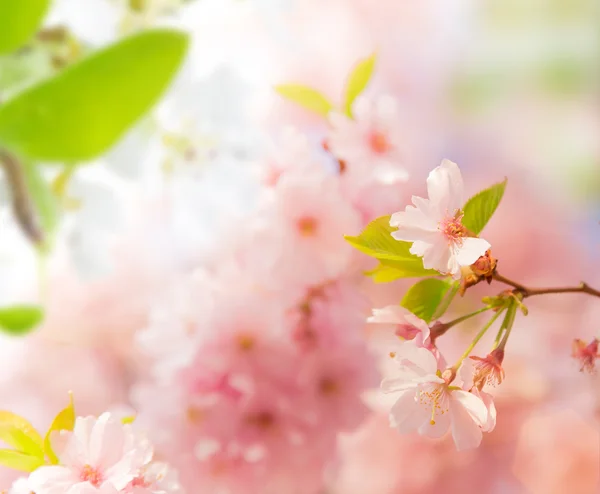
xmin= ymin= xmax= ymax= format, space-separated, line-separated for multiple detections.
xmin=426 ymin=159 xmax=463 ymax=214
xmin=389 ymin=389 xmax=425 ymax=433
xmin=417 ymin=409 xmax=451 ymax=438
xmin=28 ymin=466 xmax=79 ymax=494
xmin=449 ymin=392 xmax=486 ymax=451
xmin=455 ymin=237 xmax=491 ymax=267
xmin=452 ymin=390 xmax=489 ymax=425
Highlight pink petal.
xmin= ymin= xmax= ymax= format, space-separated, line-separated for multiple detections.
xmin=381 ymin=374 xmax=420 ymax=393
xmin=389 ymin=389 xmax=425 ymax=433
xmin=394 ymin=340 xmax=439 ymax=375
xmin=449 ymin=394 xmax=485 ymax=451
xmin=90 ymin=413 xmax=125 ymax=469
xmin=426 ymin=159 xmax=463 ymax=214
xmin=479 ymin=390 xmax=497 ymax=432
xmin=417 ymin=410 xmax=451 ymax=438
xmin=455 ymin=237 xmax=491 ymax=266
xmin=452 ymin=390 xmax=489 ymax=425
xmin=28 ymin=466 xmax=79 ymax=494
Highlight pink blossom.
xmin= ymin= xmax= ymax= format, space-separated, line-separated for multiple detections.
xmin=327 ymin=95 xmax=409 ymax=197
xmin=389 ymin=160 xmax=490 ymax=279
xmin=368 ymin=305 xmax=430 ymax=342
xmin=28 ymin=413 xmax=152 ymax=494
xmin=124 ymin=462 xmax=183 ymax=494
xmin=381 ymin=340 xmax=489 ymax=450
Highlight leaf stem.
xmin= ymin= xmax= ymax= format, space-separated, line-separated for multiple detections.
xmin=452 ymin=307 xmax=506 ymax=371
xmin=430 ymin=305 xmax=493 ymax=341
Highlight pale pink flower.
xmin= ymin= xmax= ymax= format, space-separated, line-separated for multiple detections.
xmin=124 ymin=462 xmax=183 ymax=494
xmin=389 ymin=159 xmax=490 ymax=279
xmin=8 ymin=477 xmax=33 ymax=494
xmin=381 ymin=340 xmax=489 ymax=450
xmin=327 ymin=95 xmax=409 ymax=197
xmin=28 ymin=413 xmax=152 ymax=494
xmin=368 ymin=305 xmax=430 ymax=342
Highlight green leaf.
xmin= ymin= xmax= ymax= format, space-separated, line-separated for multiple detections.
xmin=401 ymin=278 xmax=454 ymax=323
xmin=274 ymin=84 xmax=334 ymax=118
xmin=0 ymin=0 xmax=51 ymax=54
xmin=44 ymin=394 xmax=75 ymax=464
xmin=345 ymin=216 xmax=438 ymax=280
xmin=0 ymin=449 xmax=44 ymax=472
xmin=430 ymin=280 xmax=460 ymax=320
xmin=343 ymin=52 xmax=376 ymax=116
xmin=462 ymin=179 xmax=507 ymax=235
xmin=365 ymin=258 xmax=438 ymax=283
xmin=0 ymin=29 xmax=189 ymax=162
xmin=0 ymin=305 xmax=44 ymax=335
xmin=0 ymin=411 xmax=44 ymax=457
xmin=22 ymin=161 xmax=59 ymax=238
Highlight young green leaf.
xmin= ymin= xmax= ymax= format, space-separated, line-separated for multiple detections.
xmin=345 ymin=216 xmax=438 ymax=279
xmin=0 ymin=29 xmax=189 ymax=162
xmin=0 ymin=305 xmax=44 ymax=335
xmin=401 ymin=278 xmax=454 ymax=323
xmin=44 ymin=394 xmax=75 ymax=464
xmin=430 ymin=280 xmax=460 ymax=320
xmin=365 ymin=258 xmax=438 ymax=283
xmin=0 ymin=0 xmax=51 ymax=54
xmin=0 ymin=411 xmax=44 ymax=457
xmin=0 ymin=449 xmax=45 ymax=472
xmin=274 ymin=84 xmax=334 ymax=118
xmin=343 ymin=52 xmax=376 ymax=116
xmin=462 ymin=179 xmax=507 ymax=235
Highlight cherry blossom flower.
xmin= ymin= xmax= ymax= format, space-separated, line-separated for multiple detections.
xmin=327 ymin=95 xmax=409 ymax=197
xmin=124 ymin=462 xmax=183 ymax=494
xmin=381 ymin=340 xmax=489 ymax=450
xmin=389 ymin=159 xmax=490 ymax=280
xmin=571 ymin=338 xmax=599 ymax=374
xmin=368 ymin=305 xmax=430 ymax=342
xmin=470 ymin=348 xmax=505 ymax=389
xmin=28 ymin=413 xmax=152 ymax=494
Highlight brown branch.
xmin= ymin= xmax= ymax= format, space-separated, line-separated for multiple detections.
xmin=492 ymin=272 xmax=600 ymax=299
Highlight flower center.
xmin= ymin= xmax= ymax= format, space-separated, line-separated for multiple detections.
xmin=80 ymin=464 xmax=103 ymax=487
xmin=439 ymin=210 xmax=467 ymax=245
xmin=368 ymin=130 xmax=391 ymax=154
xmin=297 ymin=216 xmax=318 ymax=236
xmin=319 ymin=377 xmax=339 ymax=395
xmin=237 ymin=333 xmax=255 ymax=351
xmin=246 ymin=411 xmax=276 ymax=430
xmin=417 ymin=383 xmax=449 ymax=425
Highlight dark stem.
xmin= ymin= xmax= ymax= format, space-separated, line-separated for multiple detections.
xmin=492 ymin=272 xmax=600 ymax=299
xmin=0 ymin=149 xmax=44 ymax=245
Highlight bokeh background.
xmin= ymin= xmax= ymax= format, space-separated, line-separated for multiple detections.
xmin=0 ymin=0 xmax=599 ymax=493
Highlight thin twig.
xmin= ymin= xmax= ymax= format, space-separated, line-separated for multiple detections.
xmin=492 ymin=272 xmax=600 ymax=299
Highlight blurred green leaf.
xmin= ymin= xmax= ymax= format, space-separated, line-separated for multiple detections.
xmin=0 ymin=29 xmax=189 ymax=162
xmin=462 ymin=179 xmax=507 ymax=235
xmin=44 ymin=393 xmax=75 ymax=464
xmin=0 ymin=0 xmax=51 ymax=54
xmin=0 ymin=411 xmax=44 ymax=457
xmin=365 ymin=258 xmax=438 ymax=283
xmin=0 ymin=449 xmax=44 ymax=472
xmin=344 ymin=52 xmax=376 ymax=116
xmin=0 ymin=305 xmax=44 ymax=335
xmin=401 ymin=278 xmax=454 ymax=323
xmin=274 ymin=84 xmax=334 ymax=117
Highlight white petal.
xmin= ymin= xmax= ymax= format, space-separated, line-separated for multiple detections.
xmin=455 ymin=237 xmax=491 ymax=266
xmin=427 ymin=159 xmax=464 ymax=214
xmin=449 ymin=392 xmax=486 ymax=451
xmin=389 ymin=390 xmax=426 ymax=433
xmin=394 ymin=340 xmax=439 ymax=375
xmin=452 ymin=390 xmax=489 ymax=426
xmin=417 ymin=410 xmax=451 ymax=438
xmin=390 ymin=203 xmax=438 ymax=232
xmin=28 ymin=466 xmax=79 ymax=493
xmin=479 ymin=390 xmax=497 ymax=432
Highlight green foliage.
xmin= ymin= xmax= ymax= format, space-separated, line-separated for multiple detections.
xmin=0 ymin=305 xmax=44 ymax=335
xmin=430 ymin=280 xmax=460 ymax=320
xmin=274 ymin=84 xmax=334 ymax=117
xmin=401 ymin=278 xmax=454 ymax=323
xmin=44 ymin=394 xmax=75 ymax=464
xmin=343 ymin=52 xmax=376 ymax=116
xmin=345 ymin=216 xmax=437 ymax=282
xmin=0 ymin=0 xmax=51 ymax=54
xmin=0 ymin=411 xmax=45 ymax=472
xmin=0 ymin=29 xmax=189 ymax=162
xmin=462 ymin=179 xmax=507 ymax=235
